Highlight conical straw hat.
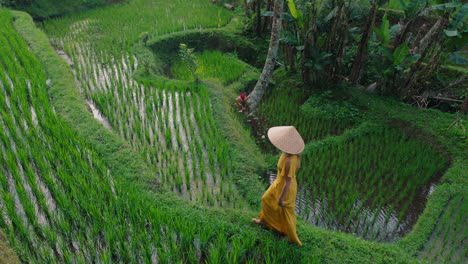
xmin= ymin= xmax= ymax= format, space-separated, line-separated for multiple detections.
xmin=267 ymin=126 xmax=305 ymax=154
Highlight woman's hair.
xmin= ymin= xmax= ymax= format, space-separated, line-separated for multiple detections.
xmin=285 ymin=153 xmax=301 ymax=169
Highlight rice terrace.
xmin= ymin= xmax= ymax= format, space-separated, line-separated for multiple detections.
xmin=0 ymin=0 xmax=466 ymax=263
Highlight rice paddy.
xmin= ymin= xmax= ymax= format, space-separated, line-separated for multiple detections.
xmin=42 ymin=0 xmax=247 ymax=208
xmin=257 ymin=86 xmax=449 ymax=241
xmin=0 ymin=8 xmax=304 ymax=263
xmin=418 ymin=191 xmax=467 ymax=263
xmin=295 ymin=125 xmax=447 ymax=241
xmin=171 ymin=50 xmax=252 ymax=85
xmin=256 ymin=87 xmax=355 ymax=152
xmin=0 ymin=0 xmax=465 ymax=263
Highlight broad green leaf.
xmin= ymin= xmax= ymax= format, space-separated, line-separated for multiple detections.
xmin=380 ymin=14 xmax=390 ymax=45
xmin=407 ymin=0 xmax=426 ymax=17
xmin=431 ymin=4 xmax=447 ymax=11
xmin=262 ymin=11 xmax=274 ymax=17
xmin=397 ymin=0 xmax=407 ymax=10
xmin=445 ymin=3 xmax=462 ymax=8
xmin=444 ymin=29 xmax=459 ymax=37
xmin=449 ymin=3 xmax=468 ymax=30
xmin=378 ymin=46 xmax=393 ymax=61
xmin=432 ymin=3 xmax=461 ymax=11
xmin=324 ymin=7 xmax=338 ymax=23
xmin=393 ymin=43 xmax=409 ymax=65
xmin=373 ymin=14 xmax=390 ymax=45
xmin=287 ymin=0 xmax=300 ymax=19
xmin=372 ymin=26 xmax=384 ymax=42
xmin=282 ymin=13 xmax=295 ymax=22
xmin=448 ymin=52 xmax=468 ymax=65
xmin=286 ymin=0 xmax=304 ymax=27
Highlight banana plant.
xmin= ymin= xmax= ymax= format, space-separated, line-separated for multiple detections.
xmin=372 ymin=14 xmax=391 ymax=47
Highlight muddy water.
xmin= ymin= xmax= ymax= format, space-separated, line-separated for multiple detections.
xmin=268 ymin=172 xmax=439 ymax=242
xmin=86 ymin=99 xmax=112 ymax=130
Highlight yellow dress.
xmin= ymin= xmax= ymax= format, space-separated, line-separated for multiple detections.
xmin=259 ymin=153 xmax=302 ymax=246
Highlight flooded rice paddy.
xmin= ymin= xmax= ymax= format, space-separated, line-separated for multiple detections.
xmin=268 ymin=173 xmax=439 ymax=241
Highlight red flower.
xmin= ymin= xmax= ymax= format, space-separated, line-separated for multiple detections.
xmin=234 ymin=93 xmax=251 ymax=114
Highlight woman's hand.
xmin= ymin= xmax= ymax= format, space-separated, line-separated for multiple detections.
xmin=278 ymin=199 xmax=285 ymax=207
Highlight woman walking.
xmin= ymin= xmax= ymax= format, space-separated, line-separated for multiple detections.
xmin=252 ymin=126 xmax=304 ymax=246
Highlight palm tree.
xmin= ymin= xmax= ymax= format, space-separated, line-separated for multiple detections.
xmin=247 ymin=0 xmax=284 ymax=113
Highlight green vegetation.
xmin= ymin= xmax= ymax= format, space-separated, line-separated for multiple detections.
xmin=299 ymin=124 xmax=447 ymax=241
xmin=244 ymin=0 xmax=467 ymax=105
xmin=0 ymin=0 xmax=122 ymax=19
xmin=418 ymin=189 xmax=466 ymax=263
xmin=172 ymin=50 xmax=252 ymax=85
xmin=0 ymin=0 xmax=465 ymax=263
xmin=256 ymin=82 xmax=355 ymax=150
xmin=256 ymin=72 xmax=450 ymax=241
xmin=0 ymin=230 xmax=18 ymax=264
xmin=43 ymin=0 xmax=244 ymax=208
xmin=0 ymin=6 xmax=420 ymax=263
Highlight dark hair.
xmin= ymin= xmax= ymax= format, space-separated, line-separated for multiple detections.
xmin=285 ymin=153 xmax=301 ymax=169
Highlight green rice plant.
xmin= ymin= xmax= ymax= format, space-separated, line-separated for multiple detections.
xmin=294 ymin=123 xmax=448 ymax=241
xmin=257 ymin=87 xmax=355 ymax=153
xmin=172 ymin=50 xmax=251 ymax=85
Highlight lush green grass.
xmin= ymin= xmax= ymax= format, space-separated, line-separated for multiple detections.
xmin=42 ymin=0 xmax=233 ymax=54
xmin=171 ymin=50 xmax=252 ymax=85
xmin=1 ymin=8 xmax=421 ymax=263
xmin=1 ymin=0 xmax=464 ymax=262
xmin=0 ymin=8 xmax=297 ymax=263
xmin=418 ymin=188 xmax=466 ymax=263
xmin=254 ymin=65 xmax=451 ymax=241
xmin=256 ymin=86 xmax=354 ymax=151
xmin=2 ymin=0 xmax=122 ymax=19
xmin=43 ymin=0 xmax=244 ymax=208
xmin=355 ymin=89 xmax=467 ymax=263
xmin=298 ymin=123 xmax=447 ymax=241
xmin=0 ymin=230 xmax=18 ymax=264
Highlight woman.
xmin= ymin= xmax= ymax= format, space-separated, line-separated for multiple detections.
xmin=252 ymin=126 xmax=304 ymax=246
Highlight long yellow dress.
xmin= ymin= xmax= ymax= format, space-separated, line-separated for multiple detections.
xmin=258 ymin=153 xmax=302 ymax=246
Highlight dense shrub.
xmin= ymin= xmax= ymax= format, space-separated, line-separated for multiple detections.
xmin=1 ymin=0 xmax=124 ymax=19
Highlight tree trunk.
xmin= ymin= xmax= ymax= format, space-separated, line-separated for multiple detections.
xmin=282 ymin=20 xmax=296 ymax=73
xmin=402 ymin=18 xmax=446 ymax=100
xmin=349 ymin=0 xmax=378 ymax=84
xmin=414 ymin=17 xmax=443 ymax=54
xmin=301 ymin=37 xmax=312 ymax=85
xmin=248 ymin=0 xmax=284 ymax=112
xmin=244 ymin=0 xmax=251 ymax=18
xmin=263 ymin=0 xmax=274 ymax=34
xmin=325 ymin=4 xmax=345 ymax=83
xmin=301 ymin=11 xmax=317 ymax=87
xmin=255 ymin=0 xmax=262 ymax=36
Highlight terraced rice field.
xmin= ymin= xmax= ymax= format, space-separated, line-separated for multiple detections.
xmin=0 ymin=8 xmax=302 ymax=263
xmin=43 ymin=0 xmax=249 ymax=208
xmin=259 ymin=87 xmax=448 ymax=241
xmin=419 ymin=191 xmax=467 ymax=263
xmin=296 ymin=125 xmax=446 ymax=241
xmin=256 ymin=87 xmax=353 ymax=150
xmin=0 ymin=0 xmax=465 ymax=263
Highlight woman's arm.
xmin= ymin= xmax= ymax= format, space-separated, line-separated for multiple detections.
xmin=278 ymin=177 xmax=291 ymax=206
xmin=278 ymin=158 xmax=292 ymax=207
